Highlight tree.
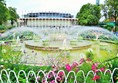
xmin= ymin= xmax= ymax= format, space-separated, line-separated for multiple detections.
xmin=101 ymin=0 xmax=118 ymax=32
xmin=8 ymin=7 xmax=19 ymax=25
xmin=102 ymin=0 xmax=118 ymax=22
xmin=0 ymin=2 xmax=9 ymax=25
xmin=0 ymin=0 xmax=6 ymax=5
xmin=106 ymin=0 xmax=118 ymax=22
xmin=101 ymin=1 xmax=108 ymax=19
xmin=76 ymin=3 xmax=101 ymax=26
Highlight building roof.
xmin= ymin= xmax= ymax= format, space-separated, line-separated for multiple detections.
xmin=23 ymin=12 xmax=74 ymax=18
xmin=20 ymin=17 xmax=77 ymax=21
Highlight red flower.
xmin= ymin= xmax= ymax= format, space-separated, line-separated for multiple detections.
xmin=92 ymin=75 xmax=100 ymax=80
xmin=65 ymin=64 xmax=72 ymax=72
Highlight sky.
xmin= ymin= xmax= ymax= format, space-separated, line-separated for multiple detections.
xmin=5 ymin=0 xmax=105 ymax=17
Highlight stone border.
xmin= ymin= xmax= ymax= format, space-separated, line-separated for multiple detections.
xmin=25 ymin=42 xmax=91 ymax=51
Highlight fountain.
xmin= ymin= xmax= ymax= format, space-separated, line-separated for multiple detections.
xmin=0 ymin=26 xmax=118 ymax=65
xmin=16 ymin=36 xmax=20 ymax=44
xmin=63 ymin=39 xmax=67 ymax=48
xmin=59 ymin=38 xmax=71 ymax=50
xmin=13 ymin=32 xmax=16 ymax=41
xmin=0 ymin=26 xmax=118 ymax=51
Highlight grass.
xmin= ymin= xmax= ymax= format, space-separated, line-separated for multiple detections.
xmin=0 ymin=44 xmax=22 ymax=64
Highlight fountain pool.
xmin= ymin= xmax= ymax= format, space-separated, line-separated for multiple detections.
xmin=0 ymin=26 xmax=118 ymax=65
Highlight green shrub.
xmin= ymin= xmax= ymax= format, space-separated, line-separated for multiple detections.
xmin=115 ymin=26 xmax=118 ymax=31
xmin=105 ymin=58 xmax=118 ymax=83
xmin=7 ymin=25 xmax=15 ymax=29
xmin=86 ymin=51 xmax=94 ymax=60
xmin=0 ymin=25 xmax=6 ymax=30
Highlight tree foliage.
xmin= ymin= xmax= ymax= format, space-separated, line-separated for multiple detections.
xmin=8 ymin=7 xmax=19 ymax=25
xmin=76 ymin=3 xmax=101 ymax=26
xmin=102 ymin=0 xmax=118 ymax=22
xmin=0 ymin=0 xmax=19 ymax=25
xmin=0 ymin=2 xmax=9 ymax=25
xmin=0 ymin=0 xmax=6 ymax=5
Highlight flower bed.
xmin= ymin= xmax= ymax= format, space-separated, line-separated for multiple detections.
xmin=0 ymin=56 xmax=118 ymax=83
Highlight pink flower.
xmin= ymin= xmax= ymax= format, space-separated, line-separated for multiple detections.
xmin=92 ymin=75 xmax=100 ymax=80
xmin=65 ymin=64 xmax=72 ymax=72
xmin=57 ymin=71 xmax=64 ymax=81
xmin=95 ymin=69 xmax=99 ymax=73
xmin=75 ymin=67 xmax=79 ymax=72
xmin=48 ymin=72 xmax=53 ymax=79
xmin=57 ymin=76 xmax=62 ymax=81
xmin=42 ymin=79 xmax=45 ymax=83
xmin=50 ymin=80 xmax=55 ymax=83
xmin=92 ymin=63 xmax=98 ymax=71
xmin=92 ymin=65 xmax=96 ymax=71
xmin=71 ymin=62 xmax=78 ymax=68
xmin=52 ymin=65 xmax=58 ymax=72
xmin=94 ymin=63 xmax=98 ymax=67
xmin=36 ymin=76 xmax=40 ymax=81
xmin=79 ymin=58 xmax=84 ymax=64
xmin=58 ymin=71 xmax=64 ymax=77
xmin=52 ymin=65 xmax=55 ymax=68
xmin=100 ymin=67 xmax=105 ymax=72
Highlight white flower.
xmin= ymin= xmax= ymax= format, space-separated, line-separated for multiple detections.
xmin=2 ymin=49 xmax=6 ymax=53
xmin=88 ymin=48 xmax=93 ymax=52
xmin=80 ymin=53 xmax=85 ymax=58
xmin=0 ymin=65 xmax=4 ymax=68
xmin=2 ymin=41 xmax=4 ymax=44
xmin=117 ymin=53 xmax=118 ymax=57
xmin=1 ymin=59 xmax=4 ymax=62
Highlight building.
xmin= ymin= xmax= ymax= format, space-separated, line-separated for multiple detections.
xmin=19 ymin=12 xmax=77 ymax=27
xmin=96 ymin=0 xmax=100 ymax=5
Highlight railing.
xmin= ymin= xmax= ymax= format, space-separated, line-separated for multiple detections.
xmin=0 ymin=68 xmax=118 ymax=83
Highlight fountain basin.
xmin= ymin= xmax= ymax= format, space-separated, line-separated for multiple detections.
xmin=25 ymin=40 xmax=92 ymax=51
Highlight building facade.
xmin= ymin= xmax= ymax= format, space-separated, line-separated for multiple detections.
xmin=20 ymin=12 xmax=77 ymax=27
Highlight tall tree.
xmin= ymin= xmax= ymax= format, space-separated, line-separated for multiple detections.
xmin=76 ymin=3 xmax=101 ymax=26
xmin=0 ymin=2 xmax=9 ymax=25
xmin=102 ymin=0 xmax=118 ymax=22
xmin=0 ymin=0 xmax=5 ymax=5
xmin=101 ymin=1 xmax=108 ymax=19
xmin=106 ymin=0 xmax=118 ymax=22
xmin=101 ymin=0 xmax=118 ymax=32
xmin=8 ymin=7 xmax=19 ymax=25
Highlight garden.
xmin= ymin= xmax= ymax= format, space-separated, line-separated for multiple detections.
xmin=0 ymin=0 xmax=118 ymax=83
xmin=0 ymin=26 xmax=118 ymax=83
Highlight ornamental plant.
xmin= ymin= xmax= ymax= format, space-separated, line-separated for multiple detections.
xmin=0 ymin=42 xmax=22 ymax=64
